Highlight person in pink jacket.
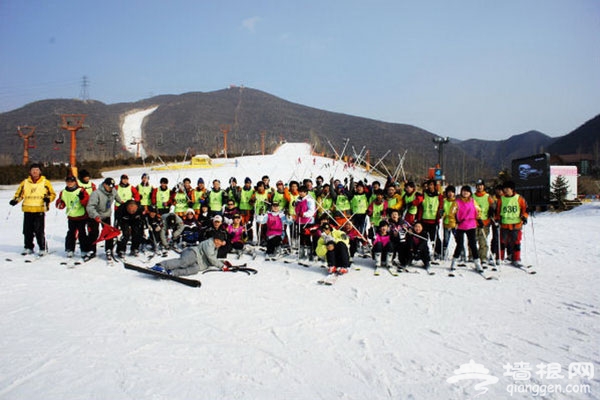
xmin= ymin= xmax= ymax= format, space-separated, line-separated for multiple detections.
xmin=450 ymin=185 xmax=482 ymax=272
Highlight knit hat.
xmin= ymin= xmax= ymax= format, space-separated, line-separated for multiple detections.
xmin=102 ymin=178 xmax=115 ymax=187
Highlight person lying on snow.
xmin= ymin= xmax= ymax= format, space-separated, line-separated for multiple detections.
xmin=151 ymin=231 xmax=231 ymax=276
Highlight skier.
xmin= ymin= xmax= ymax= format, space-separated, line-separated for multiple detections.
xmin=151 ymin=231 xmax=230 ymax=276
xmin=255 ymin=202 xmax=291 ymax=260
xmin=137 ymin=173 xmax=153 ymax=213
xmin=160 ymin=212 xmax=185 ymax=250
xmin=115 ymin=199 xmax=145 ymax=258
xmin=225 ymin=177 xmax=241 ymax=208
xmin=406 ymin=222 xmax=431 ymax=270
xmin=9 ymin=163 xmax=57 ymax=256
xmin=449 ymin=186 xmax=483 ymax=272
xmin=294 ymin=185 xmax=317 ymax=261
xmin=114 ymin=174 xmax=140 ymax=209
xmin=202 ymin=215 xmax=230 ymax=258
xmin=226 ymin=214 xmax=247 ymax=257
xmin=171 ymin=179 xmax=195 ymax=217
xmin=55 ymin=175 xmax=90 ymax=258
xmin=86 ymin=177 xmax=122 ymax=262
xmin=441 ymin=185 xmax=457 ymax=260
xmin=193 ymin=178 xmax=208 ymax=217
xmin=77 ymin=169 xmax=99 ymax=256
xmin=181 ymin=208 xmax=201 ymax=246
xmin=401 ymin=181 xmax=422 ymax=225
xmin=474 ymin=179 xmax=495 ymax=265
xmin=317 ymin=223 xmax=351 ymax=275
xmin=151 ymin=177 xmax=172 ymax=215
xmin=419 ymin=179 xmax=443 ymax=260
xmin=495 ymin=180 xmax=529 ymax=268
xmin=206 ymin=179 xmax=227 ymax=218
xmin=144 ymin=206 xmax=163 ymax=254
xmin=372 ymin=220 xmax=395 ymax=273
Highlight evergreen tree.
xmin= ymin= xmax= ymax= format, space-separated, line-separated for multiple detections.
xmin=550 ymin=175 xmax=569 ymax=210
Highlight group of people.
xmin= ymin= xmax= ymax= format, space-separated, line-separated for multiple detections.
xmin=9 ymin=164 xmax=529 ymax=277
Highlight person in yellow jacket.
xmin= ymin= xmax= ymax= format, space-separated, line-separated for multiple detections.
xmin=9 ymin=163 xmax=56 ymax=256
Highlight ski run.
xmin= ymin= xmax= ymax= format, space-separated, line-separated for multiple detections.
xmin=1 ymin=143 xmax=598 ymax=399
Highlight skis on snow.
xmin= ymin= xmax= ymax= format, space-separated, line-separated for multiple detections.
xmin=123 ymin=262 xmax=202 ymax=288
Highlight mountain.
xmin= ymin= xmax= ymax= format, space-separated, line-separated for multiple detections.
xmin=1 ymin=87 xmax=597 ymax=182
xmin=0 ymin=87 xmax=488 ymax=182
xmin=454 ymin=130 xmax=556 ymax=172
xmin=546 ymin=114 xmax=600 ymax=156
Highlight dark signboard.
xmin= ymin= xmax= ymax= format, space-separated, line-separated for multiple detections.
xmin=511 ymin=153 xmax=550 ymax=206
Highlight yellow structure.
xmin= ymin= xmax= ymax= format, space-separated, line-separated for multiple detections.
xmin=190 ymin=154 xmax=212 ymax=166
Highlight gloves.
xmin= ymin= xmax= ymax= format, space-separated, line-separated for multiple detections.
xmin=43 ymin=196 xmax=50 ymax=206
xmin=521 ymin=216 xmax=528 ymax=225
xmin=222 ymin=260 xmax=233 ymax=271
xmin=9 ymin=199 xmax=18 ymax=206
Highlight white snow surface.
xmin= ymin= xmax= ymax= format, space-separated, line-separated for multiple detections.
xmin=1 ymin=143 xmax=599 ymax=400
xmin=121 ymin=106 xmax=158 ymax=158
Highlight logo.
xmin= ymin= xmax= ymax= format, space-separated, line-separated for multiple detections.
xmin=446 ymin=360 xmax=499 ymax=397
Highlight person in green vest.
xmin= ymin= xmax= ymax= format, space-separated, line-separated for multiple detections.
xmin=441 ymin=185 xmax=457 ymax=260
xmin=419 ymin=179 xmax=443 ymax=260
xmin=350 ymin=181 xmax=370 ymax=235
xmin=239 ymin=177 xmax=255 ymax=226
xmin=193 ymin=178 xmax=208 ymax=217
xmin=331 ymin=183 xmax=351 ymax=219
xmin=152 ymin=177 xmax=172 ymax=215
xmin=55 ymin=175 xmax=91 ymax=258
xmin=76 ymin=169 xmax=96 ymax=195
xmin=225 ymin=177 xmax=241 ymax=208
xmin=401 ymin=181 xmax=422 ymax=225
xmin=115 ymin=174 xmax=140 ymax=209
xmin=206 ymin=179 xmax=227 ymax=218
xmin=474 ymin=179 xmax=495 ymax=264
xmin=76 ymin=169 xmax=98 ymax=258
xmin=171 ymin=179 xmax=195 ymax=217
xmin=367 ymin=189 xmax=388 ymax=229
xmin=270 ymin=180 xmax=289 ymax=213
xmin=384 ymin=184 xmax=403 ymax=211
xmin=494 ymin=180 xmax=529 ymax=268
xmin=316 ymin=183 xmax=334 ymax=220
xmin=137 ymin=173 xmax=153 ymax=213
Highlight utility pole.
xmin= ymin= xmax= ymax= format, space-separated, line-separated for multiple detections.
xmin=219 ymin=124 xmax=230 ymax=158
xmin=17 ymin=126 xmax=36 ymax=166
xmin=60 ymin=114 xmax=87 ymax=177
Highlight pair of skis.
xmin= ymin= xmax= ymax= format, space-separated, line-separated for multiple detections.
xmin=123 ymin=262 xmax=258 ymax=288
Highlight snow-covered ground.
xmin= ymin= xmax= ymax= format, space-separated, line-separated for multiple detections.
xmin=1 ymin=143 xmax=598 ymax=400
xmin=121 ymin=106 xmax=158 ymax=158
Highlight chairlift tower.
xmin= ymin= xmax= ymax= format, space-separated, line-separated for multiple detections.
xmin=219 ymin=124 xmax=230 ymax=158
xmin=60 ymin=114 xmax=87 ymax=176
xmin=260 ymin=130 xmax=266 ymax=155
xmin=17 ymin=126 xmax=36 ymax=166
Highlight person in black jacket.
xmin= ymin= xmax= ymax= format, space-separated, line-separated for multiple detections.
xmin=115 ymin=200 xmax=145 ymax=257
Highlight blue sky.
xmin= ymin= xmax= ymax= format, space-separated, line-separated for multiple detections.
xmin=1 ymin=0 xmax=598 ymax=140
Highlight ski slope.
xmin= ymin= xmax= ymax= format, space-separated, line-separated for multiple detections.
xmin=0 ymin=143 xmax=598 ymax=400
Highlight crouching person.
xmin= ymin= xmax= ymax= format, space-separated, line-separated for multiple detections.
xmin=151 ymin=231 xmax=229 ymax=277
xmin=317 ymin=223 xmax=351 ymax=275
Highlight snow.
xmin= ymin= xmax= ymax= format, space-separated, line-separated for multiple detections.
xmin=1 ymin=143 xmax=599 ymax=400
xmin=121 ymin=106 xmax=158 ymax=158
